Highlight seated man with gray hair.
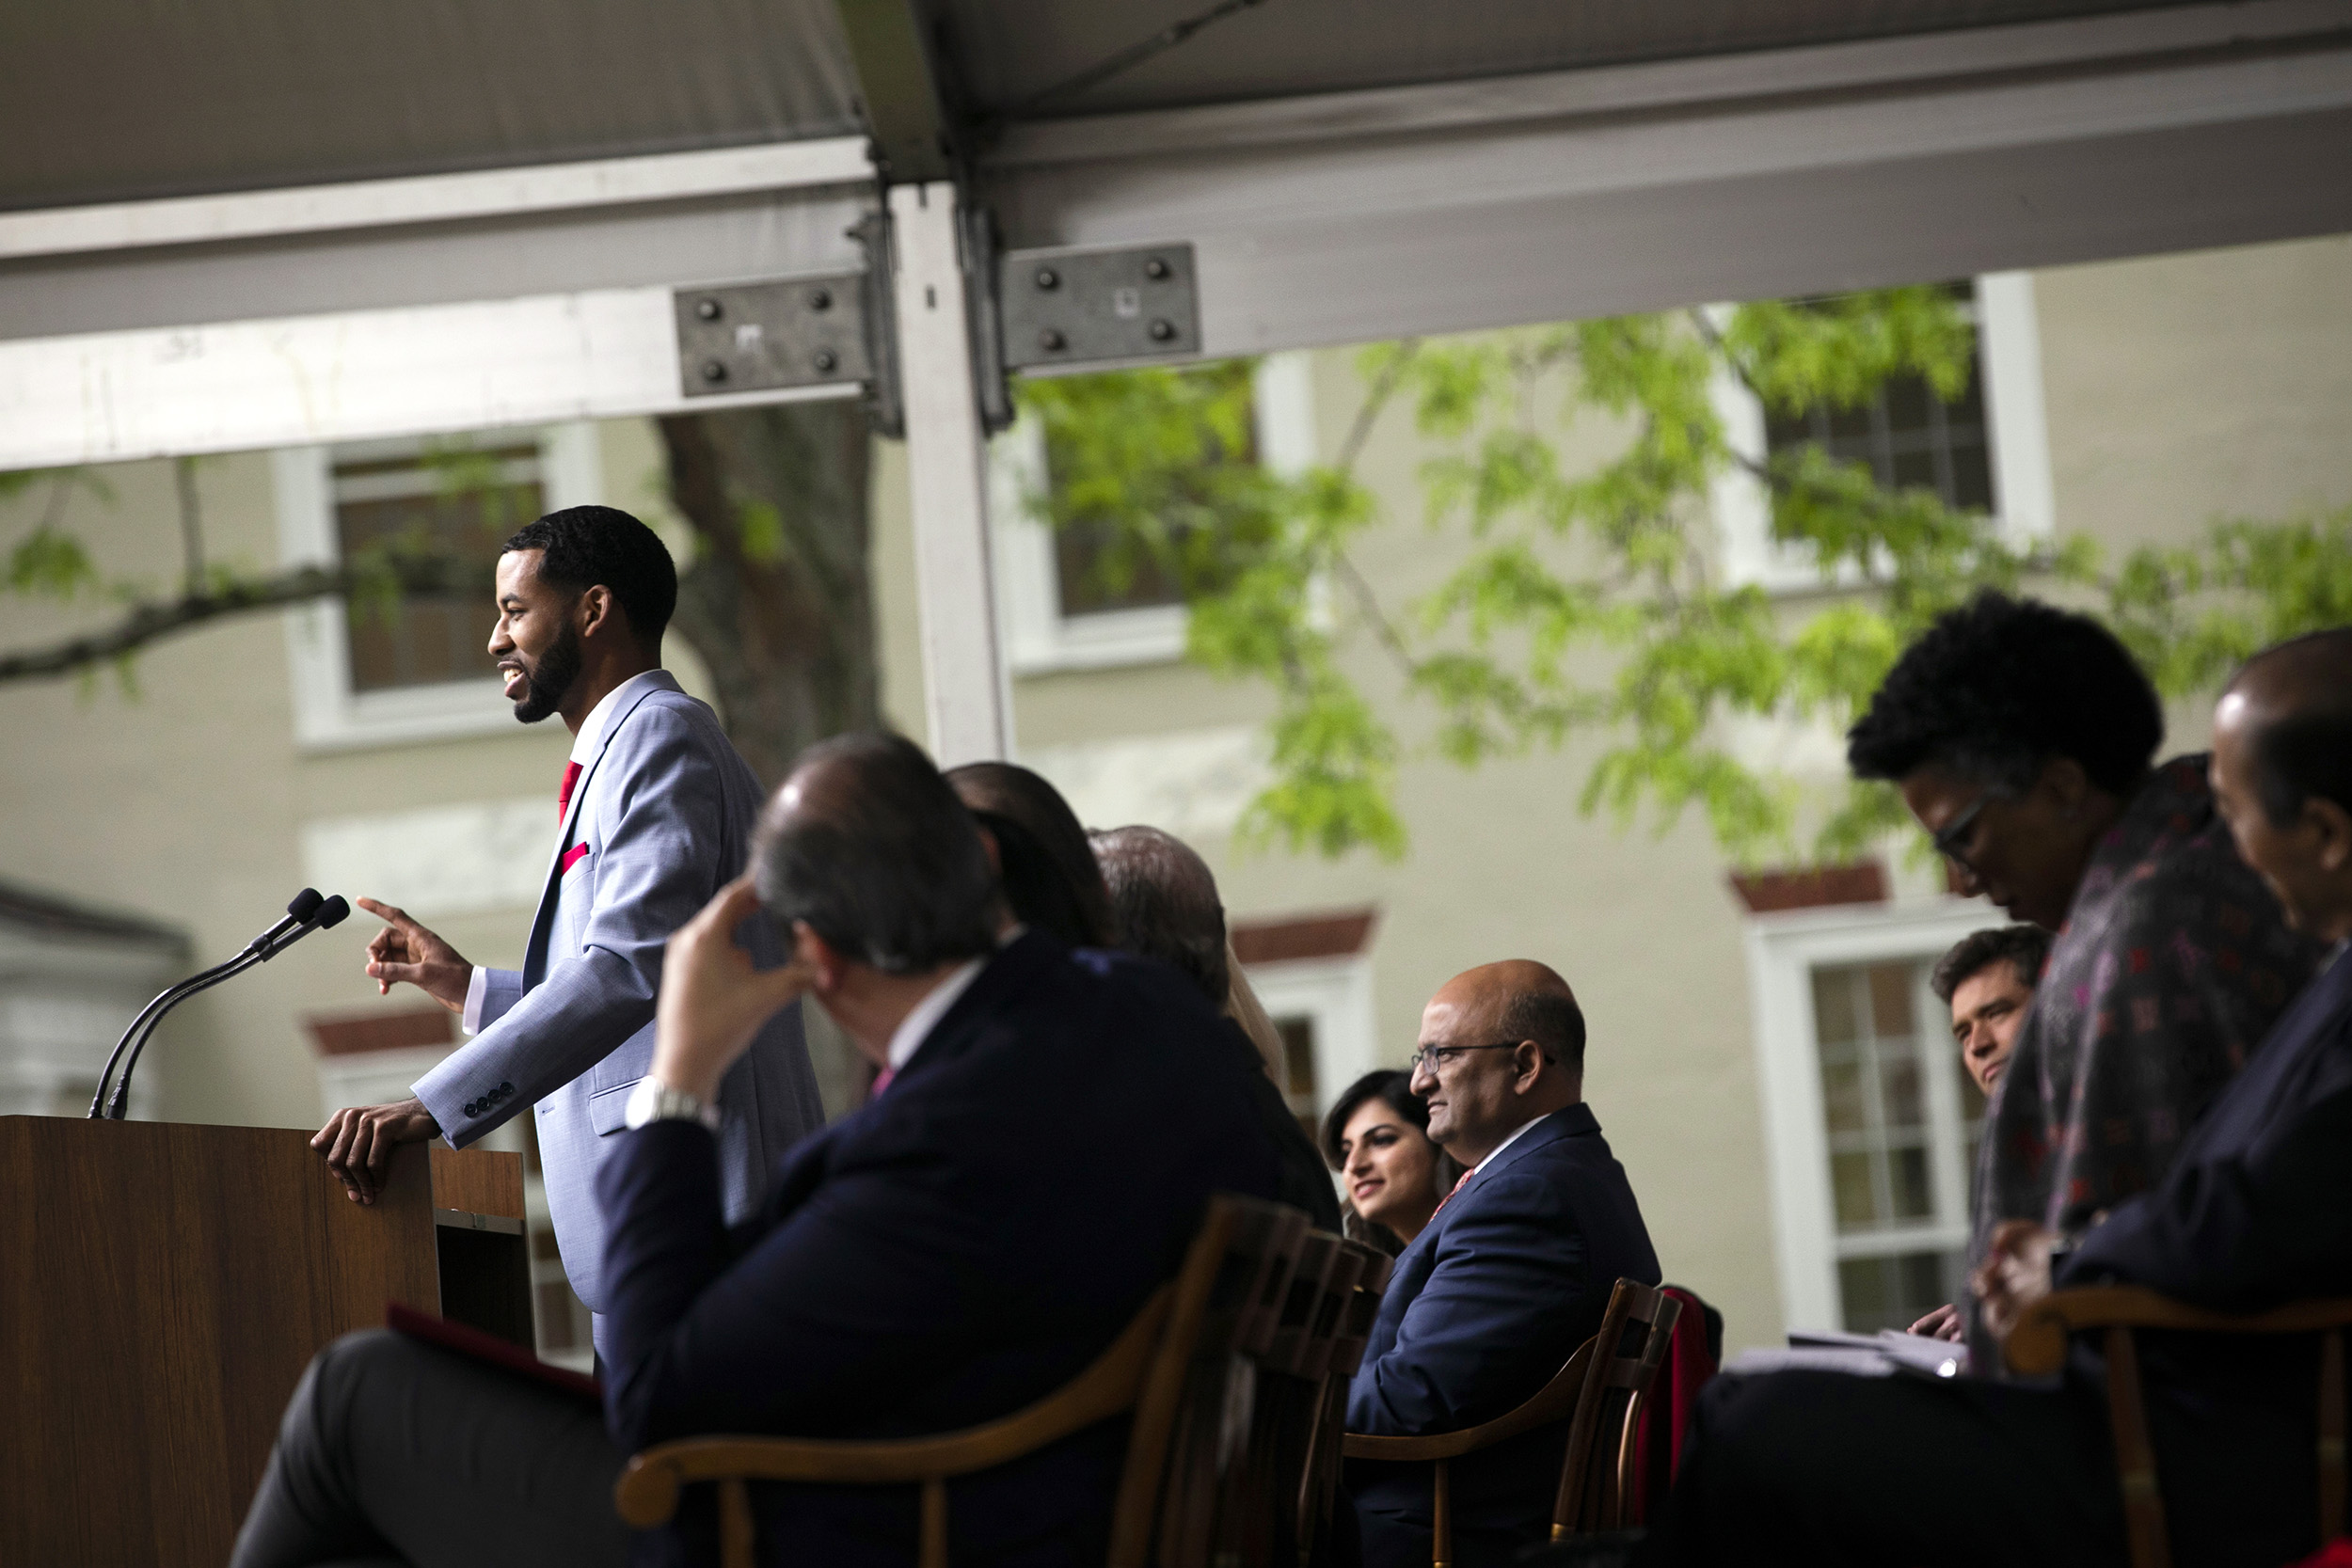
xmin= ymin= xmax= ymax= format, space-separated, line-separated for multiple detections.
xmin=1090 ymin=823 xmax=1343 ymax=1231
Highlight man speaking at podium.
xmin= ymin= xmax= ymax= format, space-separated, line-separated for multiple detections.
xmin=311 ymin=505 xmax=824 ymax=1354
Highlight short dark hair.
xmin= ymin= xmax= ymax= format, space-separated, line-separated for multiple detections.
xmin=966 ymin=808 xmax=1100 ymax=949
xmin=1089 ymin=825 xmax=1229 ymax=1004
xmin=1320 ymin=1069 xmax=1434 ymax=1171
xmin=2231 ymin=628 xmax=2352 ymax=827
xmin=1847 ymin=591 xmax=2162 ymax=795
xmin=1498 ymin=986 xmax=1587 ymax=1076
xmin=503 ymin=505 xmax=677 ymax=645
xmin=1930 ymin=925 xmax=2054 ymax=1005
xmin=753 ymin=732 xmax=998 ymax=974
xmin=945 ymin=763 xmax=1117 ymax=947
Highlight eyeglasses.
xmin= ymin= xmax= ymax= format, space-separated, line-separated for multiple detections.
xmin=1408 ymin=1041 xmax=1549 ymax=1074
xmin=1931 ymin=790 xmax=2000 ymax=873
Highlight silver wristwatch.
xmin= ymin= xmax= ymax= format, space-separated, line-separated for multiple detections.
xmin=623 ymin=1076 xmax=721 ymax=1132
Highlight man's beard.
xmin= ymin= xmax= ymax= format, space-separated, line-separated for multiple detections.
xmin=508 ymin=623 xmax=582 ymax=724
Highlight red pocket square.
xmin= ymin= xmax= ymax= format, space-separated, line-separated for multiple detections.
xmin=560 ymin=844 xmax=591 ymax=875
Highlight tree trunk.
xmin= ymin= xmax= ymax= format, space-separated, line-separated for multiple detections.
xmin=657 ymin=401 xmax=880 ymax=1119
xmin=657 ymin=403 xmax=880 ymax=786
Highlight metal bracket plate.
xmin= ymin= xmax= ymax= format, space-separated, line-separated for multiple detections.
xmin=675 ymin=272 xmax=871 ymax=398
xmin=997 ymin=243 xmax=1200 ymax=371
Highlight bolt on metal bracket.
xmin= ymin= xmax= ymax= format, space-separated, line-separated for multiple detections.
xmin=674 ymin=272 xmax=873 ymax=399
xmin=996 ymin=243 xmax=1200 ymax=371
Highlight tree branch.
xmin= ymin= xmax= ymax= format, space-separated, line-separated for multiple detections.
xmin=0 ymin=554 xmax=489 ymax=686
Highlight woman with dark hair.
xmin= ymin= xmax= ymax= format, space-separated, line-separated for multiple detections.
xmin=1321 ymin=1069 xmax=1462 ymax=1255
xmin=1848 ymin=591 xmax=2323 ymax=1307
xmin=945 ymin=761 xmax=1118 ymax=948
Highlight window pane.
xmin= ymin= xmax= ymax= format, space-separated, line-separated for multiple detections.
xmin=1830 ymin=1150 xmax=1880 ymax=1228
xmin=333 ymin=443 xmax=536 ymax=694
xmin=1812 ymin=970 xmax=1858 ymax=1046
xmin=1867 ymin=964 xmax=1914 ymax=1037
xmin=1879 ymin=1052 xmax=1924 ymax=1130
xmin=1838 ymin=1247 xmax=1960 ymax=1334
xmin=1890 ymin=1144 xmax=1935 ymax=1220
xmin=1052 ymin=516 xmax=1185 ymax=617
xmin=1820 ymin=1059 xmax=1867 ymax=1135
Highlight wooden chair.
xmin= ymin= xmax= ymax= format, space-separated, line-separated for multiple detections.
xmin=1342 ymin=1278 xmax=1681 ymax=1567
xmin=2003 ymin=1286 xmax=2352 ymax=1568
xmin=612 ymin=1194 xmax=1309 ymax=1568
xmin=1295 ymin=1241 xmax=1394 ymax=1566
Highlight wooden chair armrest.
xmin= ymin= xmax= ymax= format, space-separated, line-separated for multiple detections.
xmin=2004 ymin=1287 xmax=2352 ymax=1377
xmin=1340 ymin=1345 xmax=1595 ymax=1465
xmin=615 ymin=1285 xmax=1172 ymax=1528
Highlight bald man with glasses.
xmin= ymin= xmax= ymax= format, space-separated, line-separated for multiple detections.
xmin=1343 ymin=960 xmax=1660 ymax=1568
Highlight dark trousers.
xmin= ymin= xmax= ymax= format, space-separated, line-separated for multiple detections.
xmin=230 ymin=1329 xmax=629 ymax=1568
xmin=1639 ymin=1369 xmax=2129 ymax=1568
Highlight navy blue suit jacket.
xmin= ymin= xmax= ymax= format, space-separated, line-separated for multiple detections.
xmin=2054 ymin=943 xmax=2352 ymax=1566
xmin=1345 ymin=1104 xmax=1660 ymax=1567
xmin=596 ymin=931 xmax=1283 ymax=1568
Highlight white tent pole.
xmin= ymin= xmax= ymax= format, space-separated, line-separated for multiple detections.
xmin=887 ymin=181 xmax=1009 ymax=766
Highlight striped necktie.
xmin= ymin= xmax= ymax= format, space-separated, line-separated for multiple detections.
xmin=1432 ymin=1166 xmax=1473 ymax=1215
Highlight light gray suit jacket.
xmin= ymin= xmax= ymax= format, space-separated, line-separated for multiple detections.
xmin=411 ymin=673 xmax=823 ymax=1314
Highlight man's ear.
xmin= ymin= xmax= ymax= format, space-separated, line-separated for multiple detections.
xmin=791 ymin=920 xmax=845 ymax=995
xmin=975 ymin=824 xmax=1003 ymax=876
xmin=1513 ymin=1039 xmax=1548 ymax=1093
xmin=2310 ymin=797 xmax=2352 ymax=875
xmin=575 ymin=584 xmax=618 ymax=642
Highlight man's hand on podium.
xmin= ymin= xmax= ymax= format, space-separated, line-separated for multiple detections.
xmin=313 ymin=1098 xmax=441 ymax=1205
xmin=358 ymin=897 xmax=472 ymax=1012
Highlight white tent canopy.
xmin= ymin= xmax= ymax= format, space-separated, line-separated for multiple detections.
xmin=5 ymin=0 xmax=2350 ymax=754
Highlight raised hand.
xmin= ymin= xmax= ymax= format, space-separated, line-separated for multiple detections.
xmin=649 ymin=876 xmax=815 ymax=1103
xmin=357 ymin=897 xmax=472 ymax=1012
xmin=312 ymin=1096 xmax=441 ymax=1205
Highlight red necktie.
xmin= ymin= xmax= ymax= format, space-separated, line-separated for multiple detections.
xmin=869 ymin=1067 xmax=896 ymax=1100
xmin=557 ymin=761 xmax=583 ymax=822
xmin=1433 ymin=1167 xmax=1473 ymax=1216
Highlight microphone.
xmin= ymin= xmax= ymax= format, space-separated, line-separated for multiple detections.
xmin=88 ymin=891 xmax=352 ymax=1120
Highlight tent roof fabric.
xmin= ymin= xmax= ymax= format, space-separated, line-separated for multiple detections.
xmin=2 ymin=0 xmax=2204 ymax=214
xmin=946 ymin=0 xmax=2201 ymax=120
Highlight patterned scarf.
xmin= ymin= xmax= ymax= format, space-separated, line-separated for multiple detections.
xmin=1974 ymin=755 xmax=2325 ymax=1255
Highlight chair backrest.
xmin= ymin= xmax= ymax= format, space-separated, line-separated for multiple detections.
xmin=612 ymin=1192 xmax=1311 ymax=1568
xmin=1118 ymin=1193 xmax=1311 ymax=1568
xmin=1628 ymin=1285 xmax=1719 ymax=1525
xmin=2003 ymin=1285 xmax=2352 ymax=1568
xmin=1295 ymin=1242 xmax=1393 ymax=1567
xmin=1552 ymin=1278 xmax=1683 ymax=1537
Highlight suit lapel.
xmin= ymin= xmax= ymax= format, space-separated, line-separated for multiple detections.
xmin=523 ymin=675 xmax=677 ymax=983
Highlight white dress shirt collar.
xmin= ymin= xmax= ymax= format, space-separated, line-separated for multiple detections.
xmin=1472 ymin=1110 xmax=1548 ymax=1175
xmin=570 ymin=669 xmax=679 ymax=766
xmin=884 ymin=957 xmax=988 ymax=1072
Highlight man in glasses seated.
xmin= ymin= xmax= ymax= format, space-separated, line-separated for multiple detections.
xmin=1847 ymin=592 xmax=2321 ymax=1351
xmin=1344 ymin=960 xmax=1660 ymax=1568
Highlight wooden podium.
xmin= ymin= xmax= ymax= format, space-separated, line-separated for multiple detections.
xmin=0 ymin=1116 xmax=532 ymax=1566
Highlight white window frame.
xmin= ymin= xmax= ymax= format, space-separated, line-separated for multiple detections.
xmin=993 ymin=352 xmax=1318 ymax=674
xmin=1242 ymin=950 xmax=1379 ymax=1127
xmin=1712 ymin=272 xmax=2053 ymax=594
xmin=1741 ymin=897 xmax=1995 ymax=1333
xmin=274 ymin=421 xmax=601 ymax=752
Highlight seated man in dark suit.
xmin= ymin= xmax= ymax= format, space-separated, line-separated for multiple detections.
xmin=230 ymin=732 xmax=1281 ymax=1568
xmin=1090 ymin=822 xmax=1343 ymax=1232
xmin=1645 ymin=627 xmax=2352 ymax=1568
xmin=1346 ymin=960 xmax=1661 ymax=1568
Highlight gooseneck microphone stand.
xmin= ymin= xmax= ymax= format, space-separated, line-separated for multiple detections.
xmin=88 ymin=889 xmax=350 ymax=1120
